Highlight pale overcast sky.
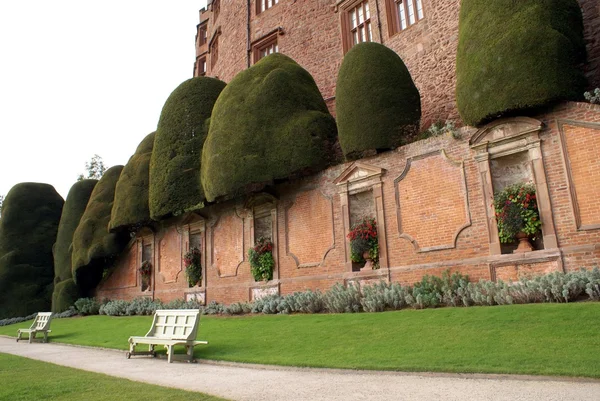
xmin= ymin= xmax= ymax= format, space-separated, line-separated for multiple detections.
xmin=0 ymin=1 xmax=208 ymax=199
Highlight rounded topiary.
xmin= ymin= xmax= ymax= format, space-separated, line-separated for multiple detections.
xmin=336 ymin=42 xmax=421 ymax=160
xmin=51 ymin=179 xmax=97 ymax=312
xmin=0 ymin=183 xmax=64 ymax=318
xmin=51 ymin=278 xmax=80 ymax=313
xmin=110 ymin=132 xmax=156 ymax=232
xmin=202 ymin=53 xmax=338 ymax=201
xmin=72 ymin=166 xmax=129 ymax=296
xmin=456 ymin=0 xmax=586 ymax=126
xmin=149 ymin=77 xmax=227 ymax=220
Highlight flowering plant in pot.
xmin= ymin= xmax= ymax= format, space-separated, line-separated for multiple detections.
xmin=138 ymin=260 xmax=152 ymax=276
xmin=248 ymin=237 xmax=274 ymax=282
xmin=184 ymin=247 xmax=202 ymax=287
xmin=347 ymin=217 xmax=379 ymax=269
xmin=493 ymin=182 xmax=542 ymax=246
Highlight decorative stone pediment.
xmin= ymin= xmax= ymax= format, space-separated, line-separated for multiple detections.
xmin=334 ymin=162 xmax=384 ymax=194
xmin=179 ymin=212 xmax=206 ymax=232
xmin=470 ymin=117 xmax=543 ymax=159
xmin=244 ymin=192 xmax=278 ymax=211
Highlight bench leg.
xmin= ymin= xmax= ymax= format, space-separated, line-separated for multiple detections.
xmin=186 ymin=345 xmax=194 ymax=362
xmin=166 ymin=345 xmax=173 ymax=363
xmin=29 ymin=332 xmax=35 ymax=344
xmin=43 ymin=332 xmax=49 ymax=343
xmin=129 ymin=342 xmax=136 ymax=354
xmin=16 ymin=330 xmax=21 ymax=342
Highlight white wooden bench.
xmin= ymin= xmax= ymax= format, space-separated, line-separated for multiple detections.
xmin=126 ymin=309 xmax=208 ymax=363
xmin=16 ymin=312 xmax=52 ymax=343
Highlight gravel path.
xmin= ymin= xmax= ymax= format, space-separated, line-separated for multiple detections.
xmin=1 ymin=336 xmax=599 ymax=401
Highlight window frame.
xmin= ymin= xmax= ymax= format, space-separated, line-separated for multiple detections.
xmin=197 ymin=22 xmax=208 ymax=47
xmin=339 ymin=0 xmax=373 ymax=54
xmin=251 ymin=28 xmax=283 ymax=64
xmin=209 ymin=28 xmax=222 ymax=70
xmin=385 ymin=0 xmax=425 ymax=36
xmin=196 ymin=54 xmax=207 ymax=76
xmin=257 ymin=0 xmax=280 ymax=15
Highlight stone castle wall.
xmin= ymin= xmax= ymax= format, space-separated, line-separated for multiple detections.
xmin=95 ymin=102 xmax=600 ymax=304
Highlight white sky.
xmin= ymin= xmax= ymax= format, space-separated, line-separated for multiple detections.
xmin=0 ymin=1 xmax=208 ymax=199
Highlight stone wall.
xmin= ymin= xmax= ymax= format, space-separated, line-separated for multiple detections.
xmin=95 ymin=102 xmax=600 ymax=304
xmin=195 ymin=0 xmax=600 ymax=127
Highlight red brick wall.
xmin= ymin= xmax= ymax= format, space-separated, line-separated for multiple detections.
xmin=96 ymin=102 xmax=600 ymax=305
xmin=196 ymin=0 xmax=600 ymax=126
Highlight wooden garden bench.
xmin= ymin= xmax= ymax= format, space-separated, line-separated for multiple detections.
xmin=126 ymin=309 xmax=208 ymax=363
xmin=16 ymin=312 xmax=52 ymax=343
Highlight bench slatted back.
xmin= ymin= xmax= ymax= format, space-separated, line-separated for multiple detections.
xmin=30 ymin=312 xmax=52 ymax=331
xmin=146 ymin=309 xmax=201 ymax=340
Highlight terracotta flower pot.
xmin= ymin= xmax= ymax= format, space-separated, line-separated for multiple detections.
xmin=362 ymin=250 xmax=373 ymax=271
xmin=514 ymin=231 xmax=534 ymax=253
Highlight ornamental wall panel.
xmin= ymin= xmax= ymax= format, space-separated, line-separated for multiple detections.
xmin=102 ymin=240 xmax=139 ymax=289
xmin=158 ymin=227 xmax=182 ymax=283
xmin=395 ymin=150 xmax=470 ymax=252
xmin=286 ymin=190 xmax=335 ymax=268
xmin=559 ymin=121 xmax=600 ymax=230
xmin=211 ymin=209 xmax=245 ymax=277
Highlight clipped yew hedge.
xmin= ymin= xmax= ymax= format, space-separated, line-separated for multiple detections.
xmin=456 ymin=0 xmax=586 ymax=126
xmin=202 ymin=53 xmax=338 ymax=201
xmin=110 ymin=132 xmax=155 ymax=232
xmin=336 ymin=43 xmax=421 ymax=160
xmin=51 ymin=179 xmax=97 ymax=313
xmin=0 ymin=183 xmax=64 ymax=318
xmin=72 ymin=166 xmax=129 ymax=296
xmin=149 ymin=77 xmax=226 ymax=220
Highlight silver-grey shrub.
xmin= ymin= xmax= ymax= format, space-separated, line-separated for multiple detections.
xmin=74 ymin=297 xmax=101 ymax=315
xmin=125 ymin=297 xmax=163 ymax=316
xmin=281 ymin=290 xmax=325 ymax=314
xmin=361 ymin=281 xmax=409 ymax=312
xmin=324 ymin=283 xmax=362 ymax=313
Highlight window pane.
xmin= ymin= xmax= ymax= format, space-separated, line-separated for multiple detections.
xmin=365 ymin=3 xmax=370 ymax=20
xmin=398 ymin=2 xmax=407 ymax=30
xmin=407 ymin=0 xmax=416 ymax=24
xmin=351 ymin=10 xmax=357 ymax=28
xmin=360 ymin=26 xmax=365 ymax=42
xmin=358 ymin=6 xmax=364 ymax=24
xmin=353 ymin=30 xmax=359 ymax=45
xmin=368 ymin=23 xmax=372 ymax=41
xmin=416 ymin=0 xmax=424 ymax=19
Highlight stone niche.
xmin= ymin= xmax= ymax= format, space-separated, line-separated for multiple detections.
xmin=470 ymin=117 xmax=557 ymax=255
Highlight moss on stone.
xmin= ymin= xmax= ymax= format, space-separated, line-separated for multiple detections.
xmin=149 ymin=77 xmax=226 ymax=220
xmin=456 ymin=0 xmax=586 ymax=126
xmin=0 ymin=183 xmax=64 ymax=318
xmin=336 ymin=43 xmax=421 ymax=160
xmin=202 ymin=53 xmax=338 ymax=201
xmin=110 ymin=132 xmax=156 ymax=232
xmin=51 ymin=179 xmax=97 ymax=312
xmin=72 ymin=166 xmax=129 ymax=296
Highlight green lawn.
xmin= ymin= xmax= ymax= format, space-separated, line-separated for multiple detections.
xmin=0 ymin=353 xmax=226 ymax=401
xmin=2 ymin=303 xmax=599 ymax=378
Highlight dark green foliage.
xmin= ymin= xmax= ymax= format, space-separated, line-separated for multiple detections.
xmin=51 ymin=179 xmax=97 ymax=312
xmin=149 ymin=77 xmax=226 ymax=220
xmin=202 ymin=53 xmax=338 ymax=201
xmin=456 ymin=0 xmax=586 ymax=126
xmin=72 ymin=166 xmax=129 ymax=296
xmin=336 ymin=43 xmax=421 ymax=160
xmin=110 ymin=132 xmax=156 ymax=232
xmin=51 ymin=279 xmax=79 ymax=313
xmin=0 ymin=183 xmax=64 ymax=318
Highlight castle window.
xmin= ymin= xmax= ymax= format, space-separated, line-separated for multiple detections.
xmin=198 ymin=23 xmax=208 ymax=46
xmin=340 ymin=1 xmax=372 ymax=53
xmin=258 ymin=0 xmax=279 ymax=14
xmin=252 ymin=30 xmax=280 ymax=63
xmin=196 ymin=55 xmax=207 ymax=76
xmin=386 ymin=0 xmax=424 ymax=35
xmin=210 ymin=33 xmax=220 ymax=69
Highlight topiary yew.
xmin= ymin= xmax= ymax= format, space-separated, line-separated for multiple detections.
xmin=110 ymin=132 xmax=156 ymax=232
xmin=149 ymin=77 xmax=226 ymax=220
xmin=336 ymin=42 xmax=421 ymax=160
xmin=202 ymin=53 xmax=338 ymax=201
xmin=51 ymin=179 xmax=97 ymax=313
xmin=456 ymin=0 xmax=586 ymax=126
xmin=0 ymin=183 xmax=64 ymax=318
xmin=72 ymin=166 xmax=129 ymax=296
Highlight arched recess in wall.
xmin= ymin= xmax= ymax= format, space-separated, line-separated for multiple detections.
xmin=334 ymin=162 xmax=389 ymax=273
xmin=470 ymin=117 xmax=558 ymax=256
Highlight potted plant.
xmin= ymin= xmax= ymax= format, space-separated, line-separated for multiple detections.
xmin=347 ymin=217 xmax=379 ymax=270
xmin=138 ymin=260 xmax=152 ymax=277
xmin=248 ymin=237 xmax=274 ymax=282
xmin=493 ymin=182 xmax=542 ymax=253
xmin=184 ymin=247 xmax=202 ymax=287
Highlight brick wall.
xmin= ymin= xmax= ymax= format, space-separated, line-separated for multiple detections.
xmin=195 ymin=0 xmax=600 ymax=126
xmin=95 ymin=102 xmax=600 ymax=305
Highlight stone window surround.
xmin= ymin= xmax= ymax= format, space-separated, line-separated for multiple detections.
xmin=246 ymin=194 xmax=280 ymax=281
xmin=251 ymin=27 xmax=284 ymax=64
xmin=470 ymin=117 xmax=558 ymax=256
xmin=196 ymin=53 xmax=207 ymax=76
xmin=336 ymin=0 xmax=373 ymax=54
xmin=385 ymin=0 xmax=425 ymax=36
xmin=208 ymin=27 xmax=221 ymax=70
xmin=138 ymin=233 xmax=155 ymax=293
xmin=256 ymin=0 xmax=280 ymax=15
xmin=334 ymin=162 xmax=389 ymax=272
xmin=197 ymin=21 xmax=208 ymax=47
xmin=181 ymin=217 xmax=207 ymax=289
